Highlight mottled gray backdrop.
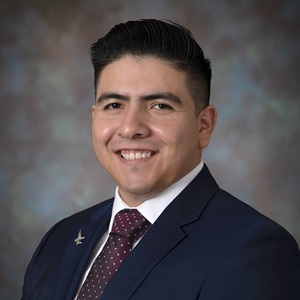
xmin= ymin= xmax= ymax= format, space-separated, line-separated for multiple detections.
xmin=1 ymin=0 xmax=299 ymax=298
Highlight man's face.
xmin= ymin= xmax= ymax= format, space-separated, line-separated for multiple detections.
xmin=92 ymin=56 xmax=215 ymax=206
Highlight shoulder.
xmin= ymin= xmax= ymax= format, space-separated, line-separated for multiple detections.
xmin=199 ymin=190 xmax=300 ymax=298
xmin=30 ymin=198 xmax=114 ymax=257
xmin=47 ymin=198 xmax=114 ymax=237
xmin=176 ymin=165 xmax=298 ymax=247
xmin=188 ymin=184 xmax=300 ymax=267
xmin=207 ymin=188 xmax=297 ymax=241
xmin=22 ymin=198 xmax=114 ymax=299
xmin=61 ymin=198 xmax=114 ymax=225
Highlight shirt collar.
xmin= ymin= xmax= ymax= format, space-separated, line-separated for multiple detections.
xmin=109 ymin=161 xmax=204 ymax=231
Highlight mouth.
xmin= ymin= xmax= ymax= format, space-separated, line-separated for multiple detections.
xmin=120 ymin=150 xmax=155 ymax=161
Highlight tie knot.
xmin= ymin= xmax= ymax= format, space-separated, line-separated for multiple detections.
xmin=111 ymin=209 xmax=151 ymax=242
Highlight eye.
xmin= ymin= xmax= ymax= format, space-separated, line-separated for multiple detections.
xmin=104 ymin=102 xmax=123 ymax=110
xmin=152 ymin=103 xmax=173 ymax=110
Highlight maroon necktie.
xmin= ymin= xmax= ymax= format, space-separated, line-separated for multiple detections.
xmin=77 ymin=209 xmax=151 ymax=300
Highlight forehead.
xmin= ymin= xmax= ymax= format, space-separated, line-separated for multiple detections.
xmin=96 ymin=55 xmax=189 ymax=94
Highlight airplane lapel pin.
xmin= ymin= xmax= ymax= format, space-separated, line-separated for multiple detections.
xmin=74 ymin=229 xmax=85 ymax=245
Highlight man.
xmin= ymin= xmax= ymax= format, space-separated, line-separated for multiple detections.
xmin=22 ymin=19 xmax=300 ymax=300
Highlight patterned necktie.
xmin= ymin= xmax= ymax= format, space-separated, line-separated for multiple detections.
xmin=77 ymin=209 xmax=151 ymax=300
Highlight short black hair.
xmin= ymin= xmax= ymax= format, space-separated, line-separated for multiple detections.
xmin=90 ymin=19 xmax=211 ymax=113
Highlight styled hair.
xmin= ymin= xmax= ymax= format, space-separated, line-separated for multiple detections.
xmin=90 ymin=19 xmax=211 ymax=113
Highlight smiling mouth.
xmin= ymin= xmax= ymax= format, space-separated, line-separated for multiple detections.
xmin=120 ymin=150 xmax=154 ymax=160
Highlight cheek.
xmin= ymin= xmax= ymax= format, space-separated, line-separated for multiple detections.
xmin=163 ymin=118 xmax=198 ymax=143
xmin=92 ymin=121 xmax=115 ymax=147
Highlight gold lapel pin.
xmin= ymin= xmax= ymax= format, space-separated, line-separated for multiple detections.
xmin=74 ymin=230 xmax=85 ymax=245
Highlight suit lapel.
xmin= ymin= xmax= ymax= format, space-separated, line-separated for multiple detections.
xmin=53 ymin=201 xmax=113 ymax=300
xmin=102 ymin=165 xmax=219 ymax=299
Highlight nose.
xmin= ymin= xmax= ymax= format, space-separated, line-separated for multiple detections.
xmin=117 ymin=107 xmax=150 ymax=139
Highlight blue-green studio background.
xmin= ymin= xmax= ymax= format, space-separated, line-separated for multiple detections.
xmin=1 ymin=0 xmax=299 ymax=298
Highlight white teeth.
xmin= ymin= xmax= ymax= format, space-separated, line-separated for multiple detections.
xmin=121 ymin=151 xmax=153 ymax=160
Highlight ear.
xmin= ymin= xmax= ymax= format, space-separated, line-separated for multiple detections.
xmin=91 ymin=104 xmax=96 ymax=120
xmin=198 ymin=105 xmax=217 ymax=149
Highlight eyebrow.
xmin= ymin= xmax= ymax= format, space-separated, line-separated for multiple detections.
xmin=96 ymin=92 xmax=183 ymax=106
xmin=96 ymin=93 xmax=129 ymax=103
xmin=141 ymin=92 xmax=182 ymax=105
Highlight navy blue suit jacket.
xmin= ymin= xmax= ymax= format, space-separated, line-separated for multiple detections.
xmin=22 ymin=165 xmax=300 ymax=299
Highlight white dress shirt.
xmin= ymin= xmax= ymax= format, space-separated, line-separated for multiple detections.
xmin=75 ymin=161 xmax=204 ymax=298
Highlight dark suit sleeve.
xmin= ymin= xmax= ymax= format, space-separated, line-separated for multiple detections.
xmin=199 ymin=222 xmax=300 ymax=300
